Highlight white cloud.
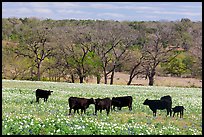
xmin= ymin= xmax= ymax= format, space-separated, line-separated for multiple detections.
xmin=97 ymin=12 xmax=126 ymax=18
xmin=50 ymin=2 xmax=83 ymax=9
xmin=180 ymin=5 xmax=202 ymax=9
xmin=2 ymin=2 xmax=202 ymax=21
xmin=89 ymin=3 xmax=121 ymax=10
xmin=33 ymin=8 xmax=52 ymax=14
xmin=89 ymin=3 xmax=161 ymax=11
xmin=98 ymin=13 xmax=125 ymax=18
xmin=153 ymin=11 xmax=201 ymax=16
xmin=57 ymin=9 xmax=88 ymax=15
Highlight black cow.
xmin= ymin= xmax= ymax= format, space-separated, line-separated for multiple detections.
xmin=172 ymin=106 xmax=185 ymax=118
xmin=143 ymin=98 xmax=172 ymax=117
xmin=68 ymin=97 xmax=95 ymax=115
xmin=95 ymin=98 xmax=112 ymax=116
xmin=35 ymin=89 xmax=53 ymax=103
xmin=160 ymin=95 xmax=172 ymax=116
xmin=111 ymin=96 xmax=132 ymax=111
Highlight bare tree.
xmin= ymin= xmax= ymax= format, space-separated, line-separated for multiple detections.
xmin=91 ymin=21 xmax=138 ymax=84
xmin=188 ymin=22 xmax=202 ymax=78
xmin=124 ymin=49 xmax=145 ymax=85
xmin=142 ymin=23 xmax=179 ymax=86
xmin=13 ymin=20 xmax=56 ymax=81
xmin=55 ymin=25 xmax=95 ymax=83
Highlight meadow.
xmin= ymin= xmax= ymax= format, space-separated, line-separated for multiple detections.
xmin=2 ymin=79 xmax=202 ymax=135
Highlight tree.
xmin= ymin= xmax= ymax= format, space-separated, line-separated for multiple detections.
xmin=13 ymin=19 xmax=56 ymax=81
xmin=91 ymin=21 xmax=138 ymax=84
xmin=55 ymin=24 xmax=95 ymax=83
xmin=162 ymin=55 xmax=187 ymax=77
xmin=2 ymin=41 xmax=32 ymax=80
xmin=188 ymin=22 xmax=202 ymax=78
xmin=123 ymin=48 xmax=145 ymax=85
xmin=142 ymin=22 xmax=179 ymax=86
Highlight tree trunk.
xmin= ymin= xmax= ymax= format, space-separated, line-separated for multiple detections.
xmin=71 ymin=74 xmax=75 ymax=83
xmin=96 ymin=74 xmax=101 ymax=84
xmin=148 ymin=69 xmax=156 ymax=86
xmin=148 ymin=76 xmax=154 ymax=86
xmin=127 ymin=77 xmax=133 ymax=85
xmin=37 ymin=62 xmax=41 ymax=81
xmin=110 ymin=69 xmax=115 ymax=85
xmin=79 ymin=76 xmax=84 ymax=83
xmin=103 ymin=68 xmax=108 ymax=84
xmin=127 ymin=66 xmax=136 ymax=85
xmin=104 ymin=74 xmax=108 ymax=84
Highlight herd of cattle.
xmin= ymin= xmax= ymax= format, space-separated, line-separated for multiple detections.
xmin=34 ymin=89 xmax=186 ymax=118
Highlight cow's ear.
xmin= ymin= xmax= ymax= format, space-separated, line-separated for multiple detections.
xmin=51 ymin=91 xmax=53 ymax=92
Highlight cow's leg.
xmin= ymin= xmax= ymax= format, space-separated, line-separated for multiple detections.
xmin=119 ymin=107 xmax=122 ymax=110
xmin=36 ymin=97 xmax=39 ymax=103
xmin=169 ymin=108 xmax=172 ymax=116
xmin=181 ymin=110 xmax=184 ymax=118
xmin=113 ymin=106 xmax=115 ymax=111
xmin=173 ymin=112 xmax=175 ymax=117
xmin=129 ymin=104 xmax=132 ymax=111
xmin=180 ymin=111 xmax=183 ymax=118
xmin=100 ymin=109 xmax=102 ymax=113
xmin=153 ymin=110 xmax=156 ymax=117
xmin=82 ymin=108 xmax=86 ymax=115
xmin=106 ymin=108 xmax=110 ymax=116
xmin=166 ymin=109 xmax=169 ymax=117
xmin=69 ymin=108 xmax=72 ymax=115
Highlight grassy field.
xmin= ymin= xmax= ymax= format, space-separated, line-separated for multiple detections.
xmin=2 ymin=79 xmax=202 ymax=135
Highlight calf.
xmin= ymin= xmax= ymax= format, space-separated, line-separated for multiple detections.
xmin=68 ymin=97 xmax=95 ymax=115
xmin=172 ymin=106 xmax=185 ymax=118
xmin=143 ymin=99 xmax=172 ymax=117
xmin=111 ymin=96 xmax=132 ymax=111
xmin=35 ymin=89 xmax=53 ymax=103
xmin=95 ymin=98 xmax=111 ymax=116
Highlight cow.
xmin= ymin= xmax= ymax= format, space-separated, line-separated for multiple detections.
xmin=68 ymin=97 xmax=95 ymax=115
xmin=172 ymin=106 xmax=185 ymax=118
xmin=143 ymin=98 xmax=172 ymax=117
xmin=111 ymin=96 xmax=132 ymax=111
xmin=94 ymin=98 xmax=112 ymax=116
xmin=160 ymin=95 xmax=172 ymax=116
xmin=35 ymin=89 xmax=53 ymax=103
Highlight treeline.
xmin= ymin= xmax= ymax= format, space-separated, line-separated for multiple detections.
xmin=2 ymin=17 xmax=202 ymax=86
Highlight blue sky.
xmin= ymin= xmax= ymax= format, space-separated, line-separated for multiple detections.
xmin=2 ymin=2 xmax=202 ymax=21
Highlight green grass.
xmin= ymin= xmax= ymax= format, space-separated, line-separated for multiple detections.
xmin=2 ymin=79 xmax=202 ymax=135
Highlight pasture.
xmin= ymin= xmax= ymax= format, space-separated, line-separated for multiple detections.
xmin=2 ymin=79 xmax=202 ymax=135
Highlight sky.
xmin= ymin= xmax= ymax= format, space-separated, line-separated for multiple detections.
xmin=2 ymin=2 xmax=202 ymax=22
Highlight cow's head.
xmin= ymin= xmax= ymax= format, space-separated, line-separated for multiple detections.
xmin=143 ymin=99 xmax=149 ymax=105
xmin=95 ymin=98 xmax=101 ymax=105
xmin=89 ymin=98 xmax=95 ymax=104
xmin=49 ymin=90 xmax=53 ymax=95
